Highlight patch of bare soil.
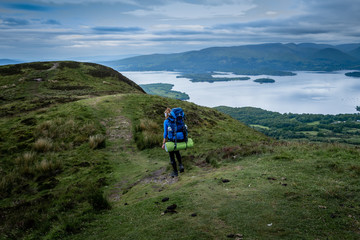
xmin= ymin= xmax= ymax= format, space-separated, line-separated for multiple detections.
xmin=140 ymin=167 xmax=179 ymax=185
xmin=47 ymin=62 xmax=59 ymax=71
xmin=104 ymin=115 xmax=133 ymax=142
xmin=109 ymin=167 xmax=179 ymax=202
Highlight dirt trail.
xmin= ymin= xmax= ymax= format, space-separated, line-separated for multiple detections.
xmin=103 ymin=111 xmax=178 ymax=202
xmin=47 ymin=62 xmax=59 ymax=71
xmin=109 ymin=167 xmax=179 ymax=202
xmin=105 ymin=115 xmax=133 ymax=142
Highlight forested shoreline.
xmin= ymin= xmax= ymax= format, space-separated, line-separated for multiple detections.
xmin=215 ymin=106 xmax=360 ymax=144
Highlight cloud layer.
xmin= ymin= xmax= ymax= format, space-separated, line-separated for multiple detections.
xmin=0 ymin=0 xmax=359 ymax=60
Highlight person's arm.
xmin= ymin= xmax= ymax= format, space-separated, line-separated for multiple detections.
xmin=162 ymin=120 xmax=168 ymax=149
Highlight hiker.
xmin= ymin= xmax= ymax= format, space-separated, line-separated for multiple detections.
xmin=162 ymin=107 xmax=185 ymax=177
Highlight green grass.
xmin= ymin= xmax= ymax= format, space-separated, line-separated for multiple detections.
xmin=0 ymin=61 xmax=144 ymax=116
xmin=1 ymin=62 xmax=360 ymax=240
xmin=250 ymin=124 xmax=270 ymax=130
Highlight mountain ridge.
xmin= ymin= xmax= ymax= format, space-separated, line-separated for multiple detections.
xmin=104 ymin=43 xmax=360 ymax=74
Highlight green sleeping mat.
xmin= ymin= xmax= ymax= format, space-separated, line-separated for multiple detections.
xmin=165 ymin=138 xmax=194 ymax=152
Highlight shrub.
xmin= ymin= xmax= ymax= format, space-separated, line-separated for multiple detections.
xmin=87 ymin=189 xmax=111 ymax=211
xmin=34 ymin=138 xmax=53 ymax=152
xmin=89 ymin=134 xmax=106 ymax=149
xmin=0 ymin=65 xmax=22 ymax=75
xmin=59 ymin=61 xmax=81 ymax=69
xmin=87 ymin=68 xmax=114 ymax=78
xmin=205 ymin=155 xmax=220 ymax=168
xmin=22 ymin=62 xmax=52 ymax=70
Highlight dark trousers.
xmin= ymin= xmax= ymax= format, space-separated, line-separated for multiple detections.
xmin=169 ymin=151 xmax=182 ymax=172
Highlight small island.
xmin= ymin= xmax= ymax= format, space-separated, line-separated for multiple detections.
xmin=177 ymin=73 xmax=250 ymax=83
xmin=345 ymin=72 xmax=360 ymax=78
xmin=139 ymin=83 xmax=189 ymax=100
xmin=254 ymin=78 xmax=275 ymax=84
xmin=233 ymin=70 xmax=296 ymax=76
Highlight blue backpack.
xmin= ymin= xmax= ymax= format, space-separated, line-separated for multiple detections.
xmin=167 ymin=107 xmax=188 ymax=144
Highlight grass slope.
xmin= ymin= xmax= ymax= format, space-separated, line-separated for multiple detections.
xmin=0 ymin=61 xmax=144 ymax=117
xmin=1 ymin=62 xmax=360 ymax=239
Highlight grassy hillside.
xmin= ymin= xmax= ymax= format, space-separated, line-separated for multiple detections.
xmin=1 ymin=62 xmax=360 ymax=239
xmin=0 ymin=61 xmax=144 ymax=116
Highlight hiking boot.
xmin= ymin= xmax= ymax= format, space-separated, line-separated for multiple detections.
xmin=179 ymin=164 xmax=185 ymax=173
xmin=170 ymin=171 xmax=178 ymax=177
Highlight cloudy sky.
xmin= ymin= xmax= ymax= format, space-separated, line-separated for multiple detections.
xmin=0 ymin=0 xmax=359 ymax=61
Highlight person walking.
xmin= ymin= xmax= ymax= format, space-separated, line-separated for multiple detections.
xmin=162 ymin=108 xmax=185 ymax=177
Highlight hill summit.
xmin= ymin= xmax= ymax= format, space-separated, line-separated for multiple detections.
xmin=0 ymin=61 xmax=144 ymax=116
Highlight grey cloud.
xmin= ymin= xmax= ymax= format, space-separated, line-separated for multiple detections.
xmin=267 ymin=26 xmax=331 ymax=35
xmin=213 ymin=17 xmax=339 ymax=37
xmin=149 ymin=37 xmax=212 ymax=42
xmin=154 ymin=30 xmax=212 ymax=36
xmin=4 ymin=3 xmax=51 ymax=11
xmin=42 ymin=19 xmax=61 ymax=25
xmin=1 ymin=17 xmax=30 ymax=26
xmin=212 ymin=19 xmax=291 ymax=30
xmin=92 ymin=26 xmax=144 ymax=33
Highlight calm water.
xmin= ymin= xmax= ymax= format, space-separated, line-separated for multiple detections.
xmin=122 ymin=71 xmax=360 ymax=114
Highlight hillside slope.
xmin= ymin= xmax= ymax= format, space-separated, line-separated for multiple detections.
xmin=1 ymin=62 xmax=360 ymax=240
xmin=0 ymin=61 xmax=145 ymax=117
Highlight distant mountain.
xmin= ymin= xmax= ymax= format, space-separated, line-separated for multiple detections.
xmin=106 ymin=43 xmax=360 ymax=74
xmin=311 ymin=48 xmax=357 ymax=61
xmin=334 ymin=43 xmax=360 ymax=52
xmin=349 ymin=47 xmax=360 ymax=59
xmin=0 ymin=59 xmax=22 ymax=66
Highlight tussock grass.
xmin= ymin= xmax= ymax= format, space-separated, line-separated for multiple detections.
xmin=139 ymin=119 xmax=159 ymax=131
xmin=34 ymin=138 xmax=53 ymax=152
xmin=36 ymin=119 xmax=77 ymax=139
xmin=134 ymin=119 xmax=162 ymax=149
xmin=36 ymin=158 xmax=62 ymax=174
xmin=89 ymin=134 xmax=106 ymax=149
xmin=17 ymin=151 xmax=37 ymax=165
xmin=14 ymin=151 xmax=62 ymax=177
xmin=15 ymin=151 xmax=38 ymax=176
xmin=35 ymin=118 xmax=98 ymax=151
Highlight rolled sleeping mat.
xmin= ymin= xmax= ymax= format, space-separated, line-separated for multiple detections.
xmin=165 ymin=138 xmax=194 ymax=152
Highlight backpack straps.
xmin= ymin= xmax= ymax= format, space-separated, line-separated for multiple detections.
xmin=174 ymin=117 xmax=178 ymax=150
